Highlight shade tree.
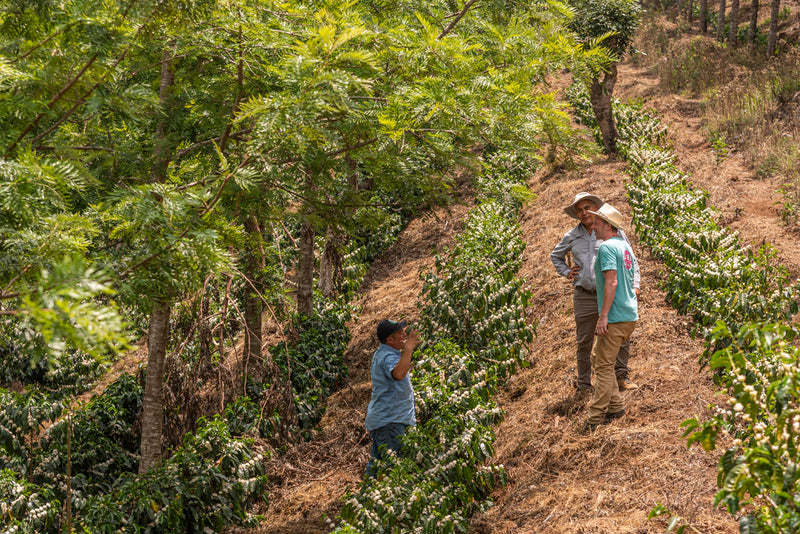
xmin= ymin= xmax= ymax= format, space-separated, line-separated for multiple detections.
xmin=568 ymin=0 xmax=641 ymax=156
xmin=1 ymin=0 xmax=613 ymax=483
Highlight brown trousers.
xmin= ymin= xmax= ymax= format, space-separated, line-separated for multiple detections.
xmin=587 ymin=321 xmax=637 ymax=424
xmin=574 ymin=287 xmax=630 ymax=390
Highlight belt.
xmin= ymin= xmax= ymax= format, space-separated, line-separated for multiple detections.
xmin=575 ymin=285 xmax=596 ymax=295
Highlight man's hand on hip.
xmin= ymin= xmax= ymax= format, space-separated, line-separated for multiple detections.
xmin=567 ymin=265 xmax=580 ymax=280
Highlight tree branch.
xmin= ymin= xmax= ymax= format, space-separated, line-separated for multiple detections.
xmin=176 ymin=136 xmax=379 ymax=192
xmin=6 ymin=54 xmax=99 ymax=156
xmin=173 ymin=129 xmax=251 ymax=160
xmin=11 ymin=25 xmax=70 ymax=64
xmin=22 ymin=11 xmax=154 ymax=152
xmin=37 ymin=145 xmax=113 ymax=152
xmin=219 ymin=19 xmax=245 ymax=153
xmin=118 ymin=155 xmax=253 ymax=279
xmin=438 ymin=0 xmax=479 ymax=39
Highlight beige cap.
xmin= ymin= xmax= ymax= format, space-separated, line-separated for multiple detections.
xmin=588 ymin=203 xmax=624 ymax=230
xmin=564 ymin=192 xmax=604 ymax=219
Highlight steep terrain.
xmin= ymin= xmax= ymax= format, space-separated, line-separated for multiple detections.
xmin=245 ymin=27 xmax=800 ymax=534
xmin=467 ymin=162 xmax=732 ymax=533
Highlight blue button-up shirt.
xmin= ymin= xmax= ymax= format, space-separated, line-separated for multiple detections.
xmin=365 ymin=343 xmax=416 ymax=431
xmin=551 ymin=222 xmax=640 ymax=291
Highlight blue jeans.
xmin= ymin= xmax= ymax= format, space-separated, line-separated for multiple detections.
xmin=365 ymin=422 xmax=407 ymax=478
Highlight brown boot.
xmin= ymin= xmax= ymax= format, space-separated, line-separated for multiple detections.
xmin=618 ymin=377 xmax=638 ymax=391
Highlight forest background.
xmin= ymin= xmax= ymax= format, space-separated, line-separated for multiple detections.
xmin=4 ymin=0 xmax=800 ymax=532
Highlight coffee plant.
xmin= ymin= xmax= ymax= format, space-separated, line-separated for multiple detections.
xmin=0 ymin=469 xmax=60 ymax=534
xmin=476 ymin=150 xmax=538 ymax=217
xmin=0 ymin=390 xmax=63 ymax=478
xmin=331 ymin=151 xmax=533 ymax=533
xmin=35 ymin=374 xmax=143 ymax=502
xmin=78 ymin=416 xmax=266 ymax=533
xmin=0 ymin=328 xmax=104 ymax=399
xmin=270 ymin=298 xmax=353 ymax=433
xmin=224 ymin=393 xmax=282 ymax=439
xmin=0 ymin=371 xmax=267 ymax=533
xmin=418 ymin=202 xmax=533 ymax=378
xmin=340 ymin=207 xmax=404 ymax=298
xmin=681 ymin=322 xmax=800 ymax=533
xmin=568 ymin=81 xmax=800 ymax=533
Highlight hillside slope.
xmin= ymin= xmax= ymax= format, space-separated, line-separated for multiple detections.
xmin=244 ymin=50 xmax=800 ymax=534
xmin=469 ymin=48 xmax=800 ymax=534
xmin=468 ymin=161 xmax=733 ymax=533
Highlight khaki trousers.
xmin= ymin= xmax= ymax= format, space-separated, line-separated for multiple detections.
xmin=587 ymin=321 xmax=637 ymax=424
xmin=574 ymin=287 xmax=631 ymax=389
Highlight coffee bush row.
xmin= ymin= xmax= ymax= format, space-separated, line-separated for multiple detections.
xmin=568 ymin=82 xmax=798 ymax=346
xmin=269 ymin=300 xmax=353 ymax=435
xmin=568 ymin=82 xmax=800 ymax=533
xmin=332 ymin=152 xmax=535 ymax=533
xmin=0 ymin=375 xmax=266 ymax=533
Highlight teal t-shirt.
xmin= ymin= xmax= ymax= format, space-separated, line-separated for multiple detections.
xmin=594 ymin=236 xmax=638 ymax=323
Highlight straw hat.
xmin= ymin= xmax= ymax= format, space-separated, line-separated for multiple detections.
xmin=564 ymin=192 xmax=604 ymax=219
xmin=588 ymin=204 xmax=624 ymax=230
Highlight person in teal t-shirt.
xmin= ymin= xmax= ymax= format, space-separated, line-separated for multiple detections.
xmin=584 ymin=203 xmax=639 ymax=433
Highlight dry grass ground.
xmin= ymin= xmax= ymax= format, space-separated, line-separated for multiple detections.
xmin=467 ymin=160 xmax=733 ymax=534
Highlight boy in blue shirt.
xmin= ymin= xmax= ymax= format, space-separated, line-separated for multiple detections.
xmin=365 ymin=319 xmax=421 ymax=476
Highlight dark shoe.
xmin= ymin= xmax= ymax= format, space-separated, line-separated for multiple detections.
xmin=575 ymin=387 xmax=593 ymax=400
xmin=605 ymin=409 xmax=625 ymax=422
xmin=618 ymin=378 xmax=639 ymax=391
xmin=581 ymin=421 xmax=602 ymax=434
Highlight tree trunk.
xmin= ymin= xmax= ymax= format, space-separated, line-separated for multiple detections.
xmin=139 ymin=301 xmax=170 ymax=474
xmin=150 ymin=48 xmax=175 ymax=183
xmin=767 ymin=0 xmax=780 ymax=56
xmin=318 ymin=230 xmax=343 ymax=299
xmin=718 ymin=0 xmax=727 ymax=41
xmin=139 ymin=46 xmax=175 ymax=474
xmin=700 ymin=0 xmax=709 ymax=32
xmin=243 ymin=216 xmax=264 ymax=374
xmin=296 ymin=220 xmax=315 ymax=316
xmin=749 ymin=0 xmax=760 ymax=47
xmin=589 ymin=64 xmax=619 ymax=157
xmin=688 ymin=0 xmax=695 ymax=23
xmin=729 ymin=0 xmax=740 ymax=45
xmin=199 ymin=279 xmax=213 ymax=371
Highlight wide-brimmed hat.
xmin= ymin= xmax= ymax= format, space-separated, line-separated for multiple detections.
xmin=588 ymin=203 xmax=624 ymax=230
xmin=564 ymin=192 xmax=604 ymax=219
xmin=377 ymin=319 xmax=407 ymax=342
